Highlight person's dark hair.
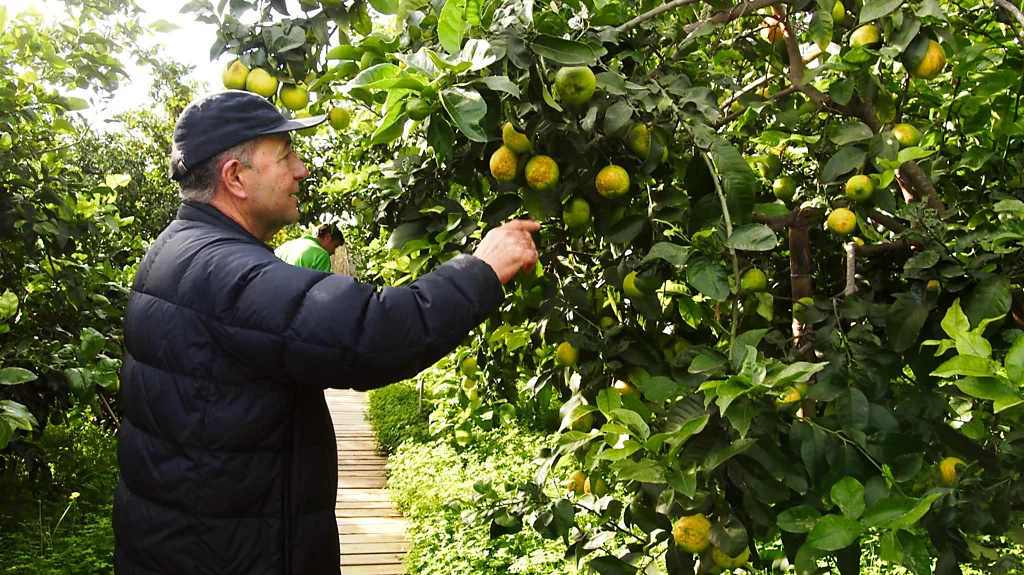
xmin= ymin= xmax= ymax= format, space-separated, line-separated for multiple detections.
xmin=316 ymin=223 xmax=345 ymax=244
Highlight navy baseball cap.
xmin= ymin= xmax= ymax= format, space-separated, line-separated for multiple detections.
xmin=169 ymin=90 xmax=327 ymax=181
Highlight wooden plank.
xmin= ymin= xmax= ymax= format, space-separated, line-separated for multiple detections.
xmin=336 ymin=520 xmax=409 ymax=534
xmin=336 ymin=489 xmax=394 ymax=502
xmin=336 ymin=470 xmax=387 ymax=477
xmin=341 ymin=552 xmax=406 ymax=566
xmin=338 ymin=477 xmax=387 ymax=489
xmin=340 ymin=564 xmax=405 ymax=575
xmin=336 ymin=500 xmax=396 ymax=509
xmin=340 ymin=541 xmax=410 ymax=554
xmin=339 ymin=533 xmax=409 ymax=545
xmin=337 ymin=507 xmax=401 ymax=517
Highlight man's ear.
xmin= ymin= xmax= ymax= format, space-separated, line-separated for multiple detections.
xmin=220 ymin=159 xmax=248 ymax=200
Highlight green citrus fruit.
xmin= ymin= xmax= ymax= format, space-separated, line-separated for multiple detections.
xmin=595 ymin=165 xmax=630 ymax=198
xmin=622 ymin=272 xmax=645 ymax=299
xmin=793 ymin=296 xmax=815 ymax=322
xmin=293 ymin=110 xmax=318 ymax=136
xmin=712 ymin=546 xmax=751 ymax=569
xmin=525 ymin=155 xmax=560 ymax=191
xmin=329 ymin=107 xmax=351 ymax=130
xmin=490 ymin=146 xmax=519 ymax=184
xmin=875 ymin=92 xmax=897 ymax=124
xmin=279 ymin=84 xmax=309 ymax=111
xmin=338 ymin=61 xmax=360 ymax=79
xmin=759 ymin=154 xmax=783 ymax=180
xmin=222 ymin=59 xmax=249 ymax=90
xmin=939 ymin=457 xmax=966 ymax=486
xmin=832 ymin=0 xmax=846 ymax=22
xmin=568 ymin=411 xmax=593 ymax=431
xmin=775 ymin=381 xmax=808 ymax=407
xmin=245 ymin=68 xmax=279 ymax=98
xmin=672 ymin=514 xmax=712 ymax=554
xmin=892 ymin=123 xmax=922 ymax=147
xmin=903 ymin=36 xmax=946 ymax=79
xmin=502 ymin=122 xmax=532 ymax=154
xmin=845 ymin=175 xmax=874 ymax=202
xmin=772 ymin=176 xmax=797 ymax=201
xmin=555 ymin=342 xmax=579 ymax=367
xmin=461 ymin=356 xmax=478 ymax=377
xmin=740 ymin=268 xmax=768 ymax=293
xmin=626 ymin=124 xmax=668 ymax=162
xmin=612 ymin=379 xmax=639 ymax=397
xmin=584 ymin=476 xmax=608 ymax=496
xmin=359 ymin=51 xmax=379 ymax=70
xmin=566 ymin=470 xmax=587 ymax=494
xmin=563 ymin=197 xmax=592 ymax=231
xmin=599 ymin=316 xmax=616 ymax=329
xmin=407 ymin=97 xmax=430 ymax=121
xmin=827 ymin=207 xmax=857 ymax=235
xmin=554 ymin=66 xmax=597 ymax=105
xmin=850 ymin=24 xmax=882 ymax=49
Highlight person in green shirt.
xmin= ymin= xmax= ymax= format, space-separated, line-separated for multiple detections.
xmin=275 ymin=223 xmax=345 ymax=272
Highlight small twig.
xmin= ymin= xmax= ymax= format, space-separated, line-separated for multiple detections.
xmin=616 ymin=0 xmax=703 ymax=32
xmin=843 ymin=243 xmax=857 ymax=296
xmin=994 ymin=0 xmax=1024 ymax=29
xmin=98 ymin=391 xmax=120 ymax=431
xmin=703 ymin=151 xmax=741 ymax=349
xmin=681 ymin=0 xmax=792 ymax=34
xmin=863 ymin=206 xmax=905 ymax=233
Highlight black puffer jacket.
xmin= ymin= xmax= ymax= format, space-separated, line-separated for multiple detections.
xmin=113 ymin=201 xmax=503 ymax=574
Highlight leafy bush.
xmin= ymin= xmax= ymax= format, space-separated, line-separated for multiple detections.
xmin=386 ymin=425 xmax=574 ymax=575
xmin=366 ymin=381 xmax=428 ymax=453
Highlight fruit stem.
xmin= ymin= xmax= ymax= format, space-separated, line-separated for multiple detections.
xmin=702 ymin=152 xmax=741 ymax=350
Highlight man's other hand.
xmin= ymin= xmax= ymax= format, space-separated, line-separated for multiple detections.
xmin=473 ymin=219 xmax=541 ymax=285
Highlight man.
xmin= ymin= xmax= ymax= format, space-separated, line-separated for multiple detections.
xmin=275 ymin=222 xmax=345 ymax=272
xmin=113 ymin=90 xmax=539 ymax=575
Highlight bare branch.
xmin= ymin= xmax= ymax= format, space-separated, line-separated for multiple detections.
xmin=753 ymin=207 xmax=825 ymax=230
xmin=617 ymin=0 xmax=704 ymax=33
xmin=854 ymin=240 xmax=911 ymax=256
xmin=863 ymin=206 xmax=905 ymax=233
xmin=995 ymin=0 xmax=1024 ymax=29
xmin=844 ymin=242 xmax=857 ymax=296
xmin=681 ymin=0 xmax=792 ymax=34
xmin=898 ymin=161 xmax=946 ymax=215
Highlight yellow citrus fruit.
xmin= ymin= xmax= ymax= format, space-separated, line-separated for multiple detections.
xmin=245 ymin=68 xmax=279 ymax=98
xmin=793 ymin=296 xmax=815 ymax=322
xmin=831 ymin=0 xmax=845 ymax=22
xmin=554 ymin=66 xmax=597 ymax=105
xmin=772 ymin=176 xmax=797 ymax=201
xmin=562 ymin=197 xmax=592 ymax=231
xmin=712 ymin=546 xmax=751 ymax=569
xmin=775 ymin=381 xmax=808 ymax=407
xmin=903 ymin=37 xmax=946 ymax=79
xmin=759 ymin=154 xmax=783 ymax=180
xmin=568 ymin=411 xmax=594 ymax=431
xmin=525 ymin=155 xmax=560 ymax=191
xmin=596 ymin=165 xmax=630 ymax=198
xmin=490 ymin=146 xmax=519 ymax=184
xmin=672 ymin=514 xmax=712 ymax=554
xmin=612 ymin=379 xmax=639 ymax=397
xmin=293 ymin=110 xmax=318 ymax=136
xmin=892 ymin=123 xmax=922 ymax=147
xmin=627 ymin=124 xmax=668 ymax=162
xmin=502 ymin=122 xmax=532 ymax=154
xmin=600 ymin=316 xmax=616 ymax=329
xmin=622 ymin=272 xmax=644 ymax=299
xmin=827 ymin=208 xmax=857 ymax=235
xmin=222 ymin=59 xmax=249 ymax=90
xmin=567 ymin=470 xmax=587 ymax=494
xmin=555 ymin=342 xmax=579 ymax=367
xmin=939 ymin=457 xmax=966 ymax=486
xmin=406 ymin=97 xmax=430 ymax=121
xmin=850 ymin=24 xmax=882 ymax=49
xmin=329 ymin=107 xmax=351 ymax=130
xmin=466 ymin=387 xmax=480 ymax=402
xmin=461 ymin=357 xmax=478 ymax=376
xmin=927 ymin=279 xmax=941 ymax=291
xmin=845 ymin=175 xmax=874 ymax=202
xmin=740 ymin=268 xmax=768 ymax=293
xmin=759 ymin=16 xmax=787 ymax=44
xmin=584 ymin=476 xmax=609 ymax=496
xmin=279 ymin=84 xmax=309 ymax=111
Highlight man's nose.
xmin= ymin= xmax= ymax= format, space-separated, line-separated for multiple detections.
xmin=296 ymin=160 xmax=310 ymax=180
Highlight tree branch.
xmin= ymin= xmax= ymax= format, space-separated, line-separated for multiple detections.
xmin=617 ymin=0 xmax=704 ymax=33
xmin=863 ymin=206 xmax=905 ymax=233
xmin=898 ymin=161 xmax=946 ymax=215
xmin=752 ymin=207 xmax=825 ymax=230
xmin=844 ymin=242 xmax=857 ymax=296
xmin=854 ymin=240 xmax=910 ymax=256
xmin=681 ymin=0 xmax=792 ymax=34
xmin=995 ymin=0 xmax=1024 ymax=29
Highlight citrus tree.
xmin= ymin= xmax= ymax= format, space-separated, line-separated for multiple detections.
xmin=201 ymin=0 xmax=1024 ymax=572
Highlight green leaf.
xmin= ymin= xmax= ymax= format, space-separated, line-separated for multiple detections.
xmin=64 ymin=368 xmax=93 ymax=399
xmin=686 ymin=256 xmax=730 ymax=302
xmin=635 ymin=376 xmax=681 ymax=404
xmin=602 ymin=100 xmax=633 ymax=136
xmin=952 ymin=377 xmax=1023 ymax=413
xmin=711 ymin=139 xmax=757 ymax=225
xmin=778 ymin=506 xmax=822 ymax=533
xmin=438 ymin=0 xmax=467 ymax=54
xmin=1004 ymin=335 xmax=1024 ymax=386
xmin=642 ymin=242 xmax=690 ymax=267
xmin=836 ymin=388 xmax=870 ymax=432
xmin=440 ymin=87 xmax=487 ymax=142
xmin=0 ymin=367 xmax=37 ymax=386
xmin=994 ymin=199 xmax=1024 ymax=213
xmin=604 ymin=215 xmax=647 ymax=244
xmin=725 ymin=398 xmax=758 ymax=438
xmin=725 ymin=224 xmax=778 ymax=251
xmin=0 ymin=418 xmax=11 ymax=450
xmin=459 ymin=39 xmax=498 ymax=71
xmin=940 ymin=299 xmax=970 ymax=340
xmin=148 ymin=18 xmax=180 ymax=32
xmin=427 ymin=113 xmax=455 ymax=157
xmin=530 ymin=35 xmax=597 ymax=65
xmin=830 ymin=122 xmax=874 ymax=145
xmin=80 ymin=327 xmax=105 ymax=363
xmin=368 ymin=0 xmax=399 ymax=14
xmin=0 ymin=400 xmax=38 ymax=431
xmin=861 ymin=496 xmax=917 ymax=528
xmin=886 ymin=295 xmax=929 ymax=352
xmin=809 ymin=8 xmax=834 ymax=51
xmin=702 ymin=438 xmax=756 ymax=472
xmin=597 ymin=388 xmax=622 ymax=416
xmin=964 ymin=276 xmax=1011 ymax=328
xmin=931 ymin=355 xmax=997 ymax=378
xmin=0 ymin=290 xmax=16 ymax=320
xmin=806 ymin=514 xmax=862 ymax=551
xmin=371 ymin=104 xmax=408 ymax=146
xmin=348 ymin=63 xmax=401 ymax=88
xmin=596 ymin=71 xmax=626 ymax=95
xmin=666 ymin=465 xmax=698 ymax=498
xmin=611 ymin=458 xmax=666 ymax=483
xmin=465 ymin=0 xmax=481 ymax=25
xmin=820 ymin=146 xmax=867 ymax=182
xmin=470 ymin=76 xmax=520 ymax=97
xmin=859 ymin=0 xmax=906 ymax=23
xmin=886 ymin=492 xmax=944 ymax=531
xmin=588 ymin=555 xmax=638 ymax=575
xmin=831 ymin=476 xmax=866 ymax=519
xmin=482 ymin=194 xmax=521 ymax=226
xmin=611 ymin=408 xmax=650 ymax=440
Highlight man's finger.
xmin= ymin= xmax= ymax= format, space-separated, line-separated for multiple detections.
xmin=503 ymin=219 xmax=541 ymax=232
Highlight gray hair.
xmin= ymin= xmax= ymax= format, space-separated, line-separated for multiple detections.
xmin=175 ymin=139 xmax=258 ymax=203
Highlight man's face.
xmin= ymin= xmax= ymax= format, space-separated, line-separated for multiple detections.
xmin=244 ymin=133 xmax=310 ymax=239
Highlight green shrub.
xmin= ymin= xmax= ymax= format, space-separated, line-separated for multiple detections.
xmin=386 ymin=425 xmax=575 ymax=575
xmin=366 ymin=381 xmax=428 ymax=453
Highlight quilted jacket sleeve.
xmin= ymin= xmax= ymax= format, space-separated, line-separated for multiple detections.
xmin=277 ymin=253 xmax=503 ymax=389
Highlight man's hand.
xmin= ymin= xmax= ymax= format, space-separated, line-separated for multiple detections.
xmin=473 ymin=219 xmax=541 ymax=285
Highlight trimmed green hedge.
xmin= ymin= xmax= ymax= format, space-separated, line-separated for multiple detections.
xmin=366 ymin=381 xmax=428 ymax=453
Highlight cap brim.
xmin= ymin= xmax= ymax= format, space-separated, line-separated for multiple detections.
xmin=261 ymin=114 xmax=329 ymax=135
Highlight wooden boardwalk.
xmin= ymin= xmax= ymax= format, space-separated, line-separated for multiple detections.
xmin=327 ymin=389 xmax=409 ymax=575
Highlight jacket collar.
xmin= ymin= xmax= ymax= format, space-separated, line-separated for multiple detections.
xmin=176 ymin=200 xmax=274 ymax=252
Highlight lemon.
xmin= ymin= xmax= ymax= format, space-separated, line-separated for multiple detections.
xmin=845 ymin=175 xmax=874 ymax=202
xmin=672 ymin=514 xmax=712 ymax=553
xmin=555 ymin=342 xmax=578 ymax=367
xmin=554 ymin=66 xmax=597 ymax=105
xmin=892 ymin=123 xmax=922 ymax=147
xmin=759 ymin=154 xmax=783 ymax=180
xmin=490 ymin=146 xmax=519 ymax=183
xmin=850 ymin=24 xmax=882 ymax=49
xmin=461 ymin=356 xmax=478 ymax=377
xmin=927 ymin=279 xmax=941 ymax=291
xmin=772 ymin=176 xmax=797 ymax=201
xmin=599 ymin=316 xmax=616 ymax=329
xmin=612 ymin=379 xmax=639 ymax=397
xmin=740 ymin=268 xmax=768 ymax=293
xmin=406 ymin=97 xmax=430 ymax=121
xmin=502 ymin=122 xmax=532 ymax=154
xmin=903 ymin=36 xmax=946 ymax=79
xmin=222 ymin=59 xmax=249 ymax=90
xmin=568 ymin=411 xmax=593 ymax=431
xmin=329 ymin=107 xmax=351 ymax=130
xmin=525 ymin=155 xmax=560 ymax=191
xmin=712 ymin=546 xmax=751 ymax=569
xmin=759 ymin=15 xmax=786 ymax=44
xmin=562 ymin=197 xmax=592 ymax=231
xmin=293 ymin=110 xmax=318 ymax=136
xmin=793 ymin=296 xmax=815 ymax=322
xmin=831 ymin=0 xmax=845 ymax=22
xmin=245 ymin=68 xmax=279 ymax=98
xmin=622 ymin=272 xmax=645 ymax=299
xmin=280 ymin=84 xmax=310 ymax=111
xmin=566 ymin=470 xmax=587 ymax=494
xmin=939 ymin=457 xmax=966 ymax=486
xmin=584 ymin=476 xmax=608 ymax=496
xmin=827 ymin=208 xmax=857 ymax=235
xmin=596 ymin=165 xmax=630 ymax=198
